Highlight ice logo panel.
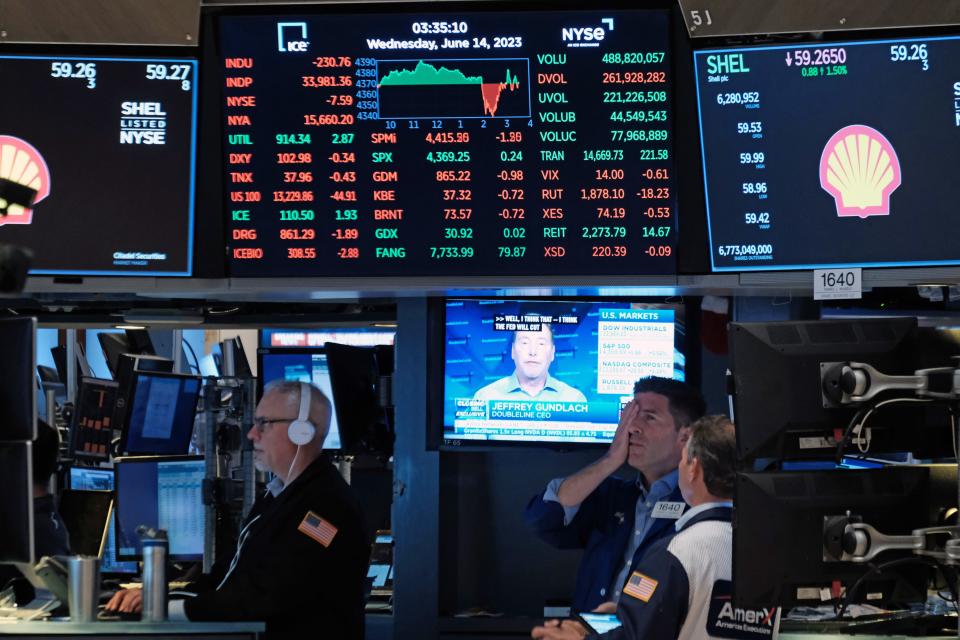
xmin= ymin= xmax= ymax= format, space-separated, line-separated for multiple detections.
xmin=820 ymin=124 xmax=901 ymax=219
xmin=0 ymin=135 xmax=51 ymax=226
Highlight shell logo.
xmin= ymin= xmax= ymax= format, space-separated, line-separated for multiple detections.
xmin=820 ymin=124 xmax=901 ymax=219
xmin=0 ymin=135 xmax=51 ymax=227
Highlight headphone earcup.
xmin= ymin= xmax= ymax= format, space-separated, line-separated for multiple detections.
xmin=288 ymin=419 xmax=316 ymax=446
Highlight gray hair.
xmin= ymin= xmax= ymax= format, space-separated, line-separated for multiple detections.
xmin=263 ymin=379 xmax=332 ymax=448
xmin=685 ymin=414 xmax=737 ymax=499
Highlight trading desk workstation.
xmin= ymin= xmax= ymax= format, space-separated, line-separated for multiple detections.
xmin=4 ymin=0 xmax=960 ymax=638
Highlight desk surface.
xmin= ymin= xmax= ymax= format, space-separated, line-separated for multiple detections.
xmin=0 ymin=621 xmax=264 ymax=636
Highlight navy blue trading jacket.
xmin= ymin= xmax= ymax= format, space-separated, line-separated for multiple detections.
xmin=524 ymin=476 xmax=685 ymax=613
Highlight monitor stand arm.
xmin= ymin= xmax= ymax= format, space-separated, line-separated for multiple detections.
xmin=821 ymin=360 xmax=960 ymax=406
xmin=824 ymin=514 xmax=960 ymax=564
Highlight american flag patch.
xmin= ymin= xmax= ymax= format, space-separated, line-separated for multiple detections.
xmin=623 ymin=571 xmax=658 ymax=602
xmin=297 ymin=511 xmax=338 ymax=547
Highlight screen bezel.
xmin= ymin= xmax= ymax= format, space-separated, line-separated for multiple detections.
xmin=113 ymin=454 xmax=205 ymax=563
xmin=430 ymin=296 xmax=697 ymax=451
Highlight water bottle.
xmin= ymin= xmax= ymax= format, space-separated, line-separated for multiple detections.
xmin=138 ymin=526 xmax=168 ymax=622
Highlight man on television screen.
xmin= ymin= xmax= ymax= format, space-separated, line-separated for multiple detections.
xmin=472 ymin=323 xmax=587 ymax=403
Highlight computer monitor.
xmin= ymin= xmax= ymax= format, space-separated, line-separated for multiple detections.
xmin=112 ymin=354 xmax=175 ymax=436
xmin=51 ymin=344 xmax=93 ymax=382
xmin=728 ymin=318 xmax=959 ymax=461
xmin=734 ymin=465 xmax=956 ymax=608
xmin=0 ymin=443 xmax=33 ymax=564
xmin=120 ymin=372 xmax=201 ymax=456
xmin=70 ymin=377 xmax=119 ymax=461
xmin=57 ymin=489 xmax=112 ymax=557
xmin=114 ymin=455 xmax=204 ymax=562
xmin=259 ymin=350 xmax=342 ymax=450
xmin=218 ymin=337 xmax=252 ymax=377
xmin=69 ymin=467 xmax=114 ymax=492
xmin=68 ymin=467 xmax=137 ymax=575
xmin=98 ymin=332 xmax=156 ymax=379
xmin=0 ymin=317 xmax=36 ymax=442
xmin=326 ymin=342 xmax=392 ymax=453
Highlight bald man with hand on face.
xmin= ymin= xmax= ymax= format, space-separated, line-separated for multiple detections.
xmin=106 ymin=380 xmax=370 ymax=639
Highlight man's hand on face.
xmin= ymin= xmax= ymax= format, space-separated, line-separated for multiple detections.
xmin=604 ymin=399 xmax=637 ymax=469
xmin=531 ymin=618 xmax=590 ymax=639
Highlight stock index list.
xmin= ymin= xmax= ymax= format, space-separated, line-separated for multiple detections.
xmin=220 ymin=10 xmax=677 ymax=277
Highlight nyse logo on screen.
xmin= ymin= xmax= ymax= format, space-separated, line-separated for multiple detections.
xmin=119 ymin=101 xmax=167 ymax=145
xmin=561 ymin=18 xmax=614 ymax=48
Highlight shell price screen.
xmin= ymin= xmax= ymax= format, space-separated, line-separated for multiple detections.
xmin=0 ymin=55 xmax=197 ymax=275
xmin=219 ymin=9 xmax=677 ymax=277
xmin=695 ymin=36 xmax=960 ymax=271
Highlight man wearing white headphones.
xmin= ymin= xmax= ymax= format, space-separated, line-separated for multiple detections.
xmin=107 ymin=380 xmax=370 ymax=639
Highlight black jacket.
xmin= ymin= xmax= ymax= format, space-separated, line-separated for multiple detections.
xmin=183 ymin=455 xmax=370 ymax=639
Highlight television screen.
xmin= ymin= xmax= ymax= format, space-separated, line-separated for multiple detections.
xmin=217 ymin=8 xmax=678 ymax=277
xmin=0 ymin=54 xmax=198 ymax=275
xmin=443 ymin=299 xmax=685 ymax=445
xmin=259 ymin=350 xmax=342 ymax=449
xmin=695 ymin=35 xmax=960 ymax=271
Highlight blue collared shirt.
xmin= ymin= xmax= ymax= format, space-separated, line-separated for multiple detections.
xmin=543 ymin=469 xmax=682 ymax=603
xmin=609 ymin=470 xmax=681 ymax=602
xmin=674 ymin=500 xmax=733 ymax=531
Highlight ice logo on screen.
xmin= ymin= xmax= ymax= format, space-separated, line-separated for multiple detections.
xmin=819 ymin=124 xmax=901 ymax=218
xmin=0 ymin=135 xmax=51 ymax=226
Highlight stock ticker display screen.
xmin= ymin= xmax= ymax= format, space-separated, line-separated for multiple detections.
xmin=219 ymin=9 xmax=678 ymax=277
xmin=0 ymin=55 xmax=197 ymax=275
xmin=695 ymin=36 xmax=960 ymax=271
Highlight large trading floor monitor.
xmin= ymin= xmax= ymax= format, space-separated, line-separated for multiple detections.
xmin=219 ymin=7 xmax=678 ymax=276
xmin=0 ymin=55 xmax=198 ymax=275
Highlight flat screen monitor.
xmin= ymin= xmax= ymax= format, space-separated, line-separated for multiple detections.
xmin=0 ymin=54 xmax=198 ymax=275
xmin=51 ymin=344 xmax=93 ymax=382
xmin=112 ymin=354 xmax=175 ymax=434
xmin=114 ymin=455 xmax=204 ymax=562
xmin=98 ymin=333 xmax=158 ymax=379
xmin=68 ymin=467 xmax=137 ymax=574
xmin=218 ymin=337 xmax=253 ymax=377
xmin=120 ymin=372 xmax=201 ymax=456
xmin=442 ymin=299 xmax=686 ymax=446
xmin=325 ymin=342 xmax=393 ymax=453
xmin=217 ymin=8 xmax=678 ymax=277
xmin=728 ymin=318 xmax=960 ymax=461
xmin=0 ymin=317 xmax=36 ymax=442
xmin=0 ymin=443 xmax=33 ymax=564
xmin=694 ymin=35 xmax=960 ymax=271
xmin=70 ymin=377 xmax=119 ymax=461
xmin=57 ymin=489 xmax=112 ymax=557
xmin=259 ymin=350 xmax=342 ymax=449
xmin=734 ymin=466 xmax=956 ymax=608
xmin=69 ymin=466 xmax=114 ymax=491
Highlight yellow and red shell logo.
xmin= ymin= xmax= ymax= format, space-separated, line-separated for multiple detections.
xmin=820 ymin=125 xmax=901 ymax=219
xmin=0 ymin=135 xmax=51 ymax=226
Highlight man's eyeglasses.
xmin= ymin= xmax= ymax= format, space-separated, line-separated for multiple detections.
xmin=252 ymin=416 xmax=296 ymax=433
